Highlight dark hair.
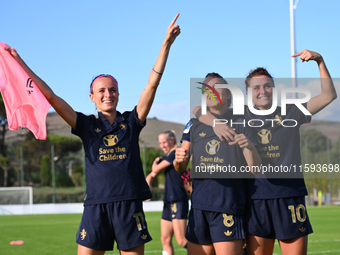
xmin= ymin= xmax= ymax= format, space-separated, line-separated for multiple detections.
xmin=90 ymin=74 xmax=117 ymax=94
xmin=245 ymin=67 xmax=274 ymax=89
xmin=205 ymin=72 xmax=223 ymax=79
xmin=204 ymin=72 xmax=231 ymax=107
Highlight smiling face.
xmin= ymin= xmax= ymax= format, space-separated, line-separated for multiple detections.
xmin=158 ymin=133 xmax=176 ymax=154
xmin=89 ymin=76 xmax=119 ymax=113
xmin=247 ymin=75 xmax=274 ymax=110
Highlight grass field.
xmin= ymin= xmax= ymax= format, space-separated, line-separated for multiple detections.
xmin=0 ymin=206 xmax=339 ymax=255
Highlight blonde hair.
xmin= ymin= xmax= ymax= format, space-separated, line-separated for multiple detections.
xmin=160 ymin=130 xmax=178 ymax=152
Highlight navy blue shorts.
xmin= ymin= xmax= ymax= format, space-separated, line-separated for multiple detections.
xmin=246 ymin=196 xmax=313 ymax=240
xmin=186 ymin=208 xmax=245 ymax=244
xmin=162 ymin=201 xmax=189 ymax=221
xmin=76 ymin=200 xmax=152 ymax=251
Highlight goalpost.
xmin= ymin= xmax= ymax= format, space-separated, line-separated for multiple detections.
xmin=0 ymin=186 xmax=33 ymax=214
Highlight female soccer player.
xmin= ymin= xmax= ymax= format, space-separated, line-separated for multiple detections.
xmin=194 ymin=50 xmax=337 ymax=255
xmin=6 ymin=13 xmax=181 ymax=255
xmin=146 ymin=130 xmax=188 ymax=255
xmin=174 ymin=73 xmax=261 ymax=255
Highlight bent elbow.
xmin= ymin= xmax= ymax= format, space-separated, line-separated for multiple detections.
xmin=327 ymin=92 xmax=337 ymax=105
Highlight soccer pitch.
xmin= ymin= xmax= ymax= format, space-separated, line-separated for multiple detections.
xmin=0 ymin=206 xmax=339 ymax=255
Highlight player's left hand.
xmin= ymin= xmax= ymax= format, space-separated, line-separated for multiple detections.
xmin=4 ymin=45 xmax=19 ymax=59
xmin=292 ymin=49 xmax=323 ymax=64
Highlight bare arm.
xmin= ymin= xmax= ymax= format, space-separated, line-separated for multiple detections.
xmin=145 ymin=157 xmax=171 ymax=186
xmin=5 ymin=47 xmax=77 ymax=129
xmin=173 ymin=140 xmax=190 ymax=173
xmin=137 ymin=13 xmax=181 ymax=122
xmin=292 ymin=49 xmax=337 ymax=115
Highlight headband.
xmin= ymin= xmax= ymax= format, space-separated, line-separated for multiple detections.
xmin=90 ymin=74 xmax=117 ymax=94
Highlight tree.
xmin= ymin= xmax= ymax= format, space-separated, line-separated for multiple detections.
xmin=301 ymin=128 xmax=327 ymax=154
xmin=40 ymin=155 xmax=51 ymax=186
xmin=19 ymin=132 xmax=82 ymax=185
xmin=48 ymin=134 xmax=82 ymax=158
xmin=0 ymin=154 xmax=9 ymax=186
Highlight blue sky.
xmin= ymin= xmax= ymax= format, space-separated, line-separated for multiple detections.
xmin=2 ymin=0 xmax=339 ymax=124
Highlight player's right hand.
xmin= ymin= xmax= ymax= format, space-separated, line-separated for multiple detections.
xmin=175 ymin=147 xmax=188 ymax=163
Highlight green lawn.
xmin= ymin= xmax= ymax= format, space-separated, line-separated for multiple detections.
xmin=0 ymin=206 xmax=339 ymax=255
xmin=272 ymin=206 xmax=340 ymax=255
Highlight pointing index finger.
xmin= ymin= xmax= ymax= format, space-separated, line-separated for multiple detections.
xmin=292 ymin=50 xmax=303 ymax=58
xmin=170 ymin=13 xmax=180 ymax=26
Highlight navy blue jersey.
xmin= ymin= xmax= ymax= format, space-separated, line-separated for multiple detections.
xmin=245 ymin=104 xmax=310 ymax=199
xmin=162 ymin=150 xmax=189 ymax=203
xmin=72 ymin=107 xmax=152 ymax=205
xmin=181 ymin=121 xmax=192 ymax=142
xmin=182 ymin=113 xmax=254 ymax=215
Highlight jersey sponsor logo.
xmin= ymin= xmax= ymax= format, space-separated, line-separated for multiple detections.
xmin=257 ymin=129 xmax=272 ymax=145
xmin=103 ymin=134 xmax=118 ymax=146
xmin=98 ymin=142 xmax=127 ymax=161
xmin=205 ymin=139 xmax=220 ymax=155
xmin=80 ymin=229 xmax=87 ymax=240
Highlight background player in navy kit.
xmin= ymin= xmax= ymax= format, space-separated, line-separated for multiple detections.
xmin=174 ymin=73 xmax=261 ymax=255
xmin=146 ymin=130 xmax=188 ymax=255
xmin=194 ymin=50 xmax=337 ymax=255
xmin=6 ymin=13 xmax=181 ymax=255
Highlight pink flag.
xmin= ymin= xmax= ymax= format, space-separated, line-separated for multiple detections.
xmin=0 ymin=43 xmax=51 ymax=140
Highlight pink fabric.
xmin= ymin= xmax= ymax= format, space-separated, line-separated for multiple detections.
xmin=0 ymin=42 xmax=51 ymax=140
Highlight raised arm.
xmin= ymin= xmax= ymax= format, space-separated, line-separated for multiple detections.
xmin=5 ymin=47 xmax=77 ymax=129
xmin=292 ymin=49 xmax=337 ymax=115
xmin=136 ymin=13 xmax=181 ymax=123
